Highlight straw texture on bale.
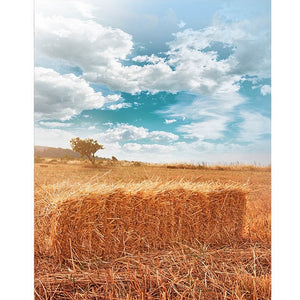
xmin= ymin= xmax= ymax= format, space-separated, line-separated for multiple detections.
xmin=47 ymin=182 xmax=247 ymax=262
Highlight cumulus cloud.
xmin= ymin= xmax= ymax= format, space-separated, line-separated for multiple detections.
xmin=106 ymin=103 xmax=132 ymax=110
xmin=148 ymin=131 xmax=179 ymax=143
xmin=165 ymin=119 xmax=177 ymax=124
xmin=164 ymin=18 xmax=270 ymax=93
xmin=260 ymin=85 xmax=271 ymax=96
xmin=35 ymin=14 xmax=133 ymax=72
xmin=83 ymin=58 xmax=175 ymax=94
xmin=35 ymin=14 xmax=270 ymax=96
xmin=35 ymin=67 xmax=121 ymax=120
xmin=106 ymin=94 xmax=122 ymax=102
xmin=96 ymin=124 xmax=148 ymax=142
xmin=93 ymin=123 xmax=178 ymax=143
xmin=84 ymin=36 xmax=240 ymax=94
xmin=168 ymin=16 xmax=270 ymax=76
xmin=132 ymin=54 xmax=165 ymax=64
xmin=39 ymin=121 xmax=72 ymax=128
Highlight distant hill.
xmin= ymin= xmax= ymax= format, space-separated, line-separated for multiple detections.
xmin=35 ymin=146 xmax=81 ymax=158
xmin=34 ymin=145 xmax=114 ymax=161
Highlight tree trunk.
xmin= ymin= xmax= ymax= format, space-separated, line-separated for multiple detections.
xmin=86 ymin=155 xmax=94 ymax=165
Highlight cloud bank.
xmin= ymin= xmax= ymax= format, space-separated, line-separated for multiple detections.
xmin=35 ymin=67 xmax=121 ymax=120
xmin=36 ymin=14 xmax=270 ymax=96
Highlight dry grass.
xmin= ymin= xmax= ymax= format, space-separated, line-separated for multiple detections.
xmin=163 ymin=163 xmax=271 ymax=172
xmin=34 ymin=162 xmax=271 ymax=299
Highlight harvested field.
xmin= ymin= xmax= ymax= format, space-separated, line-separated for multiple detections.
xmin=34 ymin=162 xmax=271 ymax=299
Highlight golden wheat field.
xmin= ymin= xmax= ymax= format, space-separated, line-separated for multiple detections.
xmin=34 ymin=159 xmax=271 ymax=299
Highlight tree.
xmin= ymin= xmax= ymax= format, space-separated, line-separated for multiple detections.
xmin=70 ymin=137 xmax=104 ymax=165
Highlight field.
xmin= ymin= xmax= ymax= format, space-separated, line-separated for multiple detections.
xmin=34 ymin=159 xmax=271 ymax=299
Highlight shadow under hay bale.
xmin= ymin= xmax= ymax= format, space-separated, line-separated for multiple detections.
xmin=48 ymin=184 xmax=247 ymax=263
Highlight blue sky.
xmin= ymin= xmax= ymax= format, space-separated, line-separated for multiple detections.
xmin=34 ymin=0 xmax=271 ymax=164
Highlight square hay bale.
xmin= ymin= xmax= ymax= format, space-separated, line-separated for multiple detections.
xmin=47 ymin=182 xmax=247 ymax=263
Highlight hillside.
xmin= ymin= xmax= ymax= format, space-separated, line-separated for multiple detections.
xmin=34 ymin=145 xmax=81 ymax=158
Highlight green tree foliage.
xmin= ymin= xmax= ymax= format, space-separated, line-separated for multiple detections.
xmin=70 ymin=137 xmax=104 ymax=165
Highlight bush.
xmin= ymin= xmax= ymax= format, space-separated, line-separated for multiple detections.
xmin=34 ymin=155 xmax=44 ymax=163
xmin=61 ymin=154 xmax=73 ymax=161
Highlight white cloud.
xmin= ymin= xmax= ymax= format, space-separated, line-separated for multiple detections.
xmin=36 ymin=0 xmax=183 ymax=55
xmin=35 ymin=14 xmax=270 ymax=96
xmin=178 ymin=116 xmax=229 ymax=140
xmin=106 ymin=94 xmax=122 ymax=102
xmin=165 ymin=119 xmax=177 ymax=124
xmin=35 ymin=127 xmax=74 ymax=148
xmin=148 ymin=131 xmax=179 ymax=142
xmin=36 ymin=14 xmax=133 ymax=72
xmin=169 ymin=97 xmax=271 ymax=145
xmin=35 ymin=67 xmax=121 ymax=120
xmin=88 ymin=126 xmax=95 ymax=130
xmin=177 ymin=20 xmax=186 ymax=29
xmin=107 ymin=103 xmax=132 ymax=110
xmin=83 ymin=58 xmax=175 ymax=94
xmin=167 ymin=16 xmax=270 ymax=78
xmin=103 ymin=122 xmax=113 ymax=127
xmin=73 ymin=1 xmax=95 ymax=19
xmin=164 ymin=18 xmax=270 ymax=93
xmin=98 ymin=142 xmax=178 ymax=163
xmin=93 ymin=123 xmax=178 ymax=143
xmin=132 ymin=54 xmax=165 ymax=64
xmin=166 ymin=93 xmax=244 ymax=122
xmin=261 ymin=85 xmax=271 ymax=96
xmin=122 ymin=143 xmax=142 ymax=152
xmin=164 ymin=93 xmax=244 ymax=141
xmin=39 ymin=121 xmax=72 ymax=128
xmin=95 ymin=124 xmax=148 ymax=142
xmin=124 ymin=143 xmax=176 ymax=153
xmin=238 ymin=112 xmax=271 ymax=142
xmin=84 ymin=40 xmax=240 ymax=95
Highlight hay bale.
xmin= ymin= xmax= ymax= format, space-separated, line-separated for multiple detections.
xmin=48 ymin=182 xmax=247 ymax=262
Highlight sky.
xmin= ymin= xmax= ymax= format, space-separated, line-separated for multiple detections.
xmin=34 ymin=0 xmax=271 ymax=164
